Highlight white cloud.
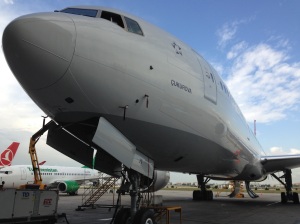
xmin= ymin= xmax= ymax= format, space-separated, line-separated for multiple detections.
xmin=270 ymin=147 xmax=285 ymax=155
xmin=3 ymin=0 xmax=14 ymax=4
xmin=269 ymin=147 xmax=300 ymax=155
xmin=0 ymin=51 xmax=44 ymax=132
xmin=217 ymin=21 xmax=239 ymax=48
xmin=0 ymin=9 xmax=16 ymax=39
xmin=227 ymin=41 xmax=248 ymax=60
xmin=216 ymin=18 xmax=254 ymax=49
xmin=267 ymin=35 xmax=291 ymax=49
xmin=290 ymin=148 xmax=300 ymax=155
xmin=210 ymin=62 xmax=224 ymax=77
xmin=225 ymin=42 xmax=300 ymax=123
xmin=217 ymin=17 xmax=300 ymax=124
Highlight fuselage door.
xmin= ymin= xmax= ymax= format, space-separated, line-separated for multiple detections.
xmin=196 ymin=55 xmax=217 ymax=104
xmin=203 ymin=66 xmax=217 ymax=104
xmin=20 ymin=167 xmax=27 ymax=180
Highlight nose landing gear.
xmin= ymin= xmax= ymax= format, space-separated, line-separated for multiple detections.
xmin=132 ymin=209 xmax=155 ymax=224
xmin=113 ymin=169 xmax=156 ymax=224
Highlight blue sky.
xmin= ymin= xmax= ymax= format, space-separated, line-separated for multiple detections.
xmin=0 ymin=0 xmax=299 ymax=184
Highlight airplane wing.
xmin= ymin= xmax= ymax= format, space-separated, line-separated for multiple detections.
xmin=261 ymin=154 xmax=300 ymax=173
xmin=49 ymin=176 xmax=100 ymax=187
xmin=50 ymin=178 xmax=94 ymax=185
xmin=47 ymin=179 xmax=86 ymax=190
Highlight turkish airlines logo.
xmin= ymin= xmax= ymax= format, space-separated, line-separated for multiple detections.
xmin=0 ymin=149 xmax=14 ymax=166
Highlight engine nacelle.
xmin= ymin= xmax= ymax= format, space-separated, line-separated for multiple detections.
xmin=141 ymin=170 xmax=170 ymax=192
xmin=57 ymin=180 xmax=79 ymax=195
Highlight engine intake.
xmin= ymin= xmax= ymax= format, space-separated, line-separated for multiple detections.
xmin=140 ymin=170 xmax=170 ymax=192
xmin=57 ymin=180 xmax=79 ymax=195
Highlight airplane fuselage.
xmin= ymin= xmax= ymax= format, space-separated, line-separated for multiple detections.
xmin=0 ymin=165 xmax=99 ymax=188
xmin=3 ymin=7 xmax=265 ymax=181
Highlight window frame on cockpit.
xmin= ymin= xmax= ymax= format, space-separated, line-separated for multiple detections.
xmin=100 ymin=10 xmax=125 ymax=29
xmin=99 ymin=10 xmax=144 ymax=36
xmin=59 ymin=8 xmax=144 ymax=36
xmin=60 ymin=8 xmax=99 ymax=18
xmin=124 ymin=16 xmax=144 ymax=36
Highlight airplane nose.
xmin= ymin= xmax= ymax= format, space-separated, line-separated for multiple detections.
xmin=2 ymin=13 xmax=76 ymax=90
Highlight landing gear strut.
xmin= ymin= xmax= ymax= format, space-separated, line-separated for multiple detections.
xmin=113 ymin=169 xmax=156 ymax=224
xmin=128 ymin=170 xmax=139 ymax=218
xmin=193 ymin=174 xmax=213 ymax=201
xmin=271 ymin=169 xmax=299 ymax=204
xmin=245 ymin=181 xmax=259 ymax=198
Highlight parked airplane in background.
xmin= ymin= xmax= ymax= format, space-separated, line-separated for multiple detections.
xmin=0 ymin=165 xmax=100 ymax=195
xmin=0 ymin=142 xmax=20 ymax=167
xmin=3 ymin=6 xmax=300 ymax=223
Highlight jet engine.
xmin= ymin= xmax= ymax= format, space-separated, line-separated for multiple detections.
xmin=140 ymin=170 xmax=170 ymax=192
xmin=57 ymin=180 xmax=79 ymax=195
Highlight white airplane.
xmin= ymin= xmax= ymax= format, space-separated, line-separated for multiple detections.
xmin=2 ymin=5 xmax=300 ymax=223
xmin=0 ymin=165 xmax=100 ymax=195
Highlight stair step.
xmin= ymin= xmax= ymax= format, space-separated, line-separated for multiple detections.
xmin=81 ymin=176 xmax=119 ymax=206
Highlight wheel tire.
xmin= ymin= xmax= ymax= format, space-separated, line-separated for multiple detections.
xmin=202 ymin=191 xmax=207 ymax=200
xmin=202 ymin=191 xmax=213 ymax=201
xmin=114 ymin=208 xmax=131 ymax=224
xmin=281 ymin=192 xmax=287 ymax=203
xmin=132 ymin=209 xmax=156 ymax=224
xmin=208 ymin=190 xmax=213 ymax=200
xmin=193 ymin=190 xmax=200 ymax=200
xmin=293 ymin=192 xmax=299 ymax=204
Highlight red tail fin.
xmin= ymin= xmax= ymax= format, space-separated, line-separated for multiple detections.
xmin=39 ymin=161 xmax=46 ymax=165
xmin=0 ymin=142 xmax=20 ymax=166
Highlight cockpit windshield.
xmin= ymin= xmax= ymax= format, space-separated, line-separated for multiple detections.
xmin=124 ymin=16 xmax=143 ymax=35
xmin=100 ymin=11 xmax=125 ymax=28
xmin=59 ymin=8 xmax=143 ymax=36
xmin=60 ymin=8 xmax=98 ymax=17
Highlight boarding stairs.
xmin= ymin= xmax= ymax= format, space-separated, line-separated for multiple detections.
xmin=80 ymin=174 xmax=119 ymax=208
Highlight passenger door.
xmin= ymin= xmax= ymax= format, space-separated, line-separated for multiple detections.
xmin=20 ymin=167 xmax=27 ymax=180
xmin=197 ymin=57 xmax=217 ymax=104
xmin=204 ymin=69 xmax=217 ymax=104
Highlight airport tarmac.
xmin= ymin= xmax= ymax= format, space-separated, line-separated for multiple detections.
xmin=56 ymin=190 xmax=300 ymax=224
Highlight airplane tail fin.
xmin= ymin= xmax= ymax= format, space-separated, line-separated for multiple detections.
xmin=0 ymin=142 xmax=20 ymax=166
xmin=39 ymin=161 xmax=46 ymax=165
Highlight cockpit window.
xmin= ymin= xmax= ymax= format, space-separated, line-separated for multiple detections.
xmin=61 ymin=8 xmax=98 ymax=18
xmin=101 ymin=11 xmax=124 ymax=28
xmin=59 ymin=8 xmax=144 ymax=36
xmin=124 ymin=17 xmax=143 ymax=35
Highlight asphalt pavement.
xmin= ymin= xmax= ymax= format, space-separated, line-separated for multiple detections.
xmin=56 ymin=190 xmax=300 ymax=224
